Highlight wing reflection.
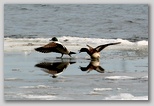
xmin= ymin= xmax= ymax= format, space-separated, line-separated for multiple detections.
xmin=35 ymin=61 xmax=76 ymax=78
xmin=80 ymin=60 xmax=105 ymax=73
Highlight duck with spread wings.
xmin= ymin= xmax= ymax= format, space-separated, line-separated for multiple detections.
xmin=35 ymin=37 xmax=76 ymax=58
xmin=79 ymin=42 xmax=121 ymax=60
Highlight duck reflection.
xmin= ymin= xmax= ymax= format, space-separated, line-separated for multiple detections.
xmin=80 ymin=60 xmax=105 ymax=73
xmin=35 ymin=61 xmax=76 ymax=78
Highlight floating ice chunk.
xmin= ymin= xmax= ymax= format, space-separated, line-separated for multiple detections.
xmin=20 ymin=85 xmax=50 ymax=89
xmin=140 ymin=76 xmax=148 ymax=81
xmin=94 ymin=88 xmax=113 ymax=91
xmin=136 ymin=40 xmax=148 ymax=46
xmin=141 ymin=76 xmax=148 ymax=79
xmin=116 ymin=88 xmax=122 ymax=90
xmin=18 ymin=94 xmax=57 ymax=100
xmin=4 ymin=78 xmax=22 ymax=81
xmin=104 ymin=76 xmax=135 ymax=80
xmin=104 ymin=93 xmax=148 ymax=100
xmin=116 ymin=38 xmax=134 ymax=45
xmin=89 ymin=91 xmax=101 ymax=95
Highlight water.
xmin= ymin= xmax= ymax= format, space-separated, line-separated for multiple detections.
xmin=4 ymin=4 xmax=148 ymax=40
xmin=4 ymin=4 xmax=148 ymax=100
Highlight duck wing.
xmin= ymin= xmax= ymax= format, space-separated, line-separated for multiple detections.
xmin=95 ymin=42 xmax=121 ymax=52
xmin=86 ymin=45 xmax=96 ymax=54
xmin=87 ymin=45 xmax=94 ymax=50
xmin=35 ymin=42 xmax=67 ymax=53
xmin=55 ymin=44 xmax=68 ymax=54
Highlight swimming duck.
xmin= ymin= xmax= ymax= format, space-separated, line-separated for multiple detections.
xmin=35 ymin=37 xmax=76 ymax=58
xmin=79 ymin=42 xmax=121 ymax=60
xmin=35 ymin=61 xmax=76 ymax=78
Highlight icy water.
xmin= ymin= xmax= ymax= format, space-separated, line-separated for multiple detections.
xmin=4 ymin=4 xmax=148 ymax=100
xmin=4 ymin=4 xmax=148 ymax=40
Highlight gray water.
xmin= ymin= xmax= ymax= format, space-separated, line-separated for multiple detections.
xmin=4 ymin=4 xmax=148 ymax=41
xmin=4 ymin=52 xmax=148 ymax=100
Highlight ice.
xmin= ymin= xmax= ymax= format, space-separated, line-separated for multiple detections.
xmin=136 ymin=40 xmax=148 ymax=46
xmin=4 ymin=36 xmax=148 ymax=52
xmin=19 ymin=85 xmax=50 ymax=89
xmin=140 ymin=76 xmax=148 ymax=81
xmin=104 ymin=76 xmax=135 ymax=80
xmin=17 ymin=94 xmax=57 ymax=100
xmin=104 ymin=93 xmax=148 ymax=100
xmin=4 ymin=77 xmax=22 ymax=81
xmin=93 ymin=88 xmax=113 ymax=91
xmin=104 ymin=75 xmax=148 ymax=80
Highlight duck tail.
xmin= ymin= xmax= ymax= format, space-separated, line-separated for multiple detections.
xmin=68 ymin=51 xmax=76 ymax=57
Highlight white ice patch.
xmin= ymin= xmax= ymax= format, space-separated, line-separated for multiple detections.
xmin=4 ymin=36 xmax=148 ymax=52
xmin=20 ymin=85 xmax=50 ymax=89
xmin=17 ymin=93 xmax=57 ymax=100
xmin=4 ymin=78 xmax=22 ymax=81
xmin=104 ymin=93 xmax=148 ymax=100
xmin=141 ymin=75 xmax=148 ymax=79
xmin=136 ymin=40 xmax=148 ymax=46
xmin=104 ymin=76 xmax=135 ymax=80
xmin=140 ymin=76 xmax=148 ymax=81
xmin=94 ymin=88 xmax=113 ymax=91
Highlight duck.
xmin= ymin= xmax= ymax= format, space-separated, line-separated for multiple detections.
xmin=35 ymin=37 xmax=76 ymax=58
xmin=35 ymin=61 xmax=76 ymax=78
xmin=80 ymin=60 xmax=104 ymax=73
xmin=79 ymin=42 xmax=121 ymax=60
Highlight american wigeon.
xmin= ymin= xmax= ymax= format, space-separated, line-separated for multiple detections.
xmin=79 ymin=42 xmax=121 ymax=60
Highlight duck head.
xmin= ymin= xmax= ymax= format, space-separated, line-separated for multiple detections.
xmin=68 ymin=51 xmax=76 ymax=57
xmin=50 ymin=37 xmax=58 ymax=41
xmin=79 ymin=48 xmax=89 ymax=53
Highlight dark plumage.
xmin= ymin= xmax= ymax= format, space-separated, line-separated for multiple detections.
xmin=35 ymin=37 xmax=76 ymax=58
xmin=79 ymin=42 xmax=121 ymax=59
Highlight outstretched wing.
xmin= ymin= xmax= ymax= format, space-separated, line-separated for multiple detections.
xmin=87 ymin=45 xmax=93 ymax=50
xmin=35 ymin=42 xmax=67 ymax=53
xmin=86 ymin=45 xmax=96 ymax=54
xmin=35 ymin=42 xmax=58 ymax=53
xmin=95 ymin=42 xmax=121 ymax=52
